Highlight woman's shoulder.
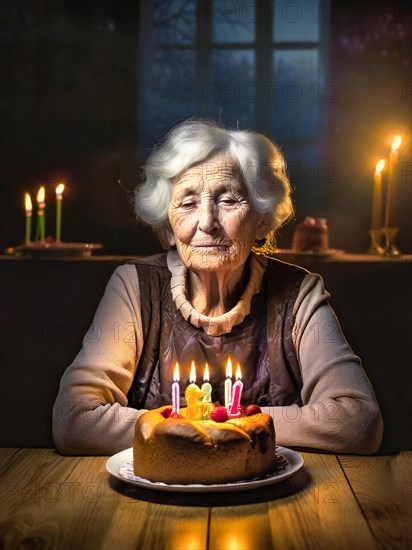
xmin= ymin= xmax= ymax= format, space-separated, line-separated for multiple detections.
xmin=264 ymin=254 xmax=311 ymax=276
xmin=126 ymin=252 xmax=169 ymax=270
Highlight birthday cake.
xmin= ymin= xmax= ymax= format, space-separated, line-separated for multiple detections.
xmin=133 ymin=405 xmax=277 ymax=484
xmin=292 ymin=217 xmax=329 ymax=254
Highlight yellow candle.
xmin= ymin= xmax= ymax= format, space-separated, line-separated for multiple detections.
xmin=185 ymin=361 xmax=205 ymax=420
xmin=371 ymin=159 xmax=385 ymax=230
xmin=35 ymin=186 xmax=46 ymax=242
xmin=24 ymin=193 xmax=32 ymax=245
xmin=385 ymin=136 xmax=402 ymax=227
xmin=55 ymin=183 xmax=64 ymax=242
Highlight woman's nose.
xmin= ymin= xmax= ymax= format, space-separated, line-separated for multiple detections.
xmin=198 ymin=202 xmax=219 ymax=233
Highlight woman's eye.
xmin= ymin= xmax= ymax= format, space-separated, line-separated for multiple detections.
xmin=218 ymin=196 xmax=238 ymax=205
xmin=181 ymin=199 xmax=196 ymax=208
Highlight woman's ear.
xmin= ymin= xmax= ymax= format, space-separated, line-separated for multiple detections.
xmin=166 ymin=227 xmax=176 ymax=246
xmin=255 ymin=214 xmax=271 ymax=240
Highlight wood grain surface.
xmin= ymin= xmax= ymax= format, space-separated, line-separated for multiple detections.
xmin=1 ymin=448 xmax=410 ymax=550
xmin=338 ymin=452 xmax=412 ymax=550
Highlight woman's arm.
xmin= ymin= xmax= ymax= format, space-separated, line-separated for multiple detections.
xmin=263 ymin=274 xmax=384 ymax=454
xmin=52 ymin=264 xmax=147 ymax=455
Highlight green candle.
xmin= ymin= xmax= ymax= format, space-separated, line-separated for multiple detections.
xmin=35 ymin=186 xmax=45 ymax=242
xmin=25 ymin=192 xmax=32 ymax=245
xmin=55 ymin=183 xmax=64 ymax=242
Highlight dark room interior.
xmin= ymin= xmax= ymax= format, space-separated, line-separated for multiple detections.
xmin=1 ymin=1 xmax=411 ymax=548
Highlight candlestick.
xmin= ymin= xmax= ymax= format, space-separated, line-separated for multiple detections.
xmin=201 ymin=363 xmax=214 ymax=420
xmin=384 ymin=136 xmax=401 ymax=228
xmin=172 ymin=362 xmax=180 ymax=415
xmin=25 ymin=193 xmax=32 ymax=245
xmin=224 ymin=357 xmax=233 ymax=409
xmin=185 ymin=361 xmax=205 ymax=420
xmin=35 ymin=186 xmax=46 ymax=242
xmin=229 ymin=364 xmax=243 ymax=416
xmin=55 ymin=183 xmax=64 ymax=242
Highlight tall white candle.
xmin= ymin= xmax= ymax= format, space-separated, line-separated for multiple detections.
xmin=385 ymin=136 xmax=402 ymax=227
xmin=224 ymin=357 xmax=233 ymax=409
xmin=371 ymin=159 xmax=385 ymax=230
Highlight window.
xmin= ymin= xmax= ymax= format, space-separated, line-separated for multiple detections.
xmin=139 ymin=0 xmax=329 ymax=208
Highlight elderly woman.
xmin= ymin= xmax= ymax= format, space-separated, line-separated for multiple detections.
xmin=53 ymin=120 xmax=383 ymax=455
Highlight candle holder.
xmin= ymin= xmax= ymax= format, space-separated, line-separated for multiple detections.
xmin=382 ymin=227 xmax=401 ymax=257
xmin=368 ymin=229 xmax=384 ymax=255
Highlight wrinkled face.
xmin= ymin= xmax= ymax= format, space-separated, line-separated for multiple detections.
xmin=168 ymin=154 xmax=267 ymax=273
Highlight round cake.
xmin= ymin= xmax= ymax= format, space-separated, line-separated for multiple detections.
xmin=133 ymin=406 xmax=277 ymax=484
xmin=292 ymin=217 xmax=329 ymax=254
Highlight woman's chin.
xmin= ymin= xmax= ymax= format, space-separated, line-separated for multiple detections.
xmin=184 ymin=255 xmax=244 ymax=274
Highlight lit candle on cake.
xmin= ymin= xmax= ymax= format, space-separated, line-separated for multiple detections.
xmin=185 ymin=361 xmax=205 ymax=420
xmin=55 ymin=183 xmax=64 ymax=242
xmin=201 ymin=363 xmax=212 ymax=402
xmin=371 ymin=159 xmax=385 ymax=230
xmin=224 ymin=357 xmax=233 ymax=409
xmin=229 ymin=364 xmax=244 ymax=416
xmin=385 ymin=136 xmax=402 ymax=228
xmin=172 ymin=362 xmax=180 ymax=415
xmin=35 ymin=186 xmax=46 ymax=242
xmin=201 ymin=363 xmax=214 ymax=420
xmin=24 ymin=193 xmax=32 ymax=245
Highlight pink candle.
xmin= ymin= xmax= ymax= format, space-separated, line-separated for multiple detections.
xmin=172 ymin=362 xmax=180 ymax=415
xmin=229 ymin=364 xmax=243 ymax=416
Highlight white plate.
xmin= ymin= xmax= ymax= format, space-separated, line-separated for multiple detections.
xmin=106 ymin=446 xmax=304 ymax=493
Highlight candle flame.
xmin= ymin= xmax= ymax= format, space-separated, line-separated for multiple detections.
xmin=235 ymin=364 xmax=242 ymax=380
xmin=56 ymin=183 xmax=65 ymax=196
xmin=376 ymin=159 xmax=385 ymax=173
xmin=391 ymin=136 xmax=401 ymax=151
xmin=189 ymin=360 xmax=196 ymax=383
xmin=203 ymin=363 xmax=209 ymax=382
xmin=226 ymin=357 xmax=233 ymax=378
xmin=173 ymin=362 xmax=180 ymax=382
xmin=37 ymin=186 xmax=45 ymax=204
xmin=25 ymin=193 xmax=32 ymax=212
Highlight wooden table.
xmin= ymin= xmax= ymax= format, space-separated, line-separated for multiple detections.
xmin=1 ymin=449 xmax=410 ymax=550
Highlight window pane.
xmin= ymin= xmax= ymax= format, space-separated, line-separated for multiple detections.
xmin=273 ymin=0 xmax=320 ymax=42
xmin=272 ymin=50 xmax=320 ymax=140
xmin=140 ymin=50 xmax=196 ymax=153
xmin=152 ymin=0 xmax=196 ymax=45
xmin=212 ymin=0 xmax=255 ymax=43
xmin=201 ymin=49 xmax=255 ymax=127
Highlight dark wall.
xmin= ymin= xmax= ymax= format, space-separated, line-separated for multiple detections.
xmin=323 ymin=0 xmax=412 ymax=253
xmin=1 ymin=0 xmax=161 ymax=255
xmin=1 ymin=0 xmax=411 ymax=255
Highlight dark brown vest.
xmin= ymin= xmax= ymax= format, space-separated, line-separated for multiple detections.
xmin=126 ymin=253 xmax=308 ymax=409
